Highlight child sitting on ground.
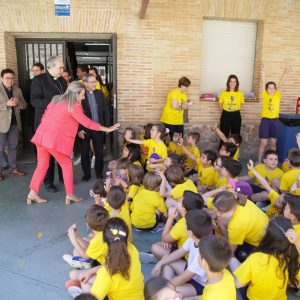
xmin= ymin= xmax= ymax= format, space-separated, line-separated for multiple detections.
xmin=213 ymin=156 xmax=229 ymax=189
xmin=107 ymin=157 xmax=131 ymax=190
xmin=139 ymin=123 xmax=153 ymax=167
xmin=183 ymin=132 xmax=201 ymax=176
xmin=89 ymin=179 xmax=107 ymax=206
xmin=168 ymin=132 xmax=184 ymax=156
xmin=130 ymin=172 xmax=167 ymax=231
xmin=198 ymin=235 xmax=236 ymax=300
xmin=123 ymin=143 xmax=142 ymax=166
xmin=219 ymin=142 xmax=238 ymax=159
xmin=158 ymin=164 xmax=198 ymax=208
xmin=148 ymin=152 xmax=184 ymax=172
xmin=220 ymin=158 xmax=243 ymax=189
xmin=284 ymin=194 xmax=300 ymax=237
xmin=151 ymin=210 xmax=213 ymax=298
xmin=127 ymin=164 xmax=144 ymax=201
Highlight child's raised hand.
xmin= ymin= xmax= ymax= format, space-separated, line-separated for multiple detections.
xmin=285 ymin=229 xmax=299 ymax=245
xmin=104 ymin=180 xmax=111 ymax=193
xmin=156 ymin=170 xmax=166 ymax=180
xmin=168 ymin=207 xmax=178 ymax=219
xmin=285 ymin=67 xmax=293 ymax=74
xmin=247 ymin=159 xmax=254 ymax=171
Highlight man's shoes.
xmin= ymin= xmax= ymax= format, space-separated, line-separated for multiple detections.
xmin=44 ymin=183 xmax=57 ymax=193
xmin=82 ymin=175 xmax=91 ymax=182
xmin=10 ymin=169 xmax=26 ymax=176
xmin=0 ymin=171 xmax=4 ymax=181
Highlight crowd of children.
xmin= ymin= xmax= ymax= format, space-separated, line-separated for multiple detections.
xmin=61 ymin=110 xmax=300 ymax=299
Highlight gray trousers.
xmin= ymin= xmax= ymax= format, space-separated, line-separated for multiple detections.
xmin=0 ymin=125 xmax=19 ymax=171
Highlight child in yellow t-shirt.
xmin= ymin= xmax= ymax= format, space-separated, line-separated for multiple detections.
xmin=284 ymin=195 xmax=300 ymax=238
xmin=198 ymin=236 xmax=236 ymax=300
xmin=219 ymin=158 xmax=242 ymax=189
xmin=146 ymin=191 xmax=204 ymax=261
xmin=89 ymin=218 xmax=144 ymax=300
xmin=168 ymin=132 xmax=184 ymax=156
xmin=219 ymin=142 xmax=238 ymax=159
xmin=89 ymin=179 xmax=107 ymax=205
xmin=127 ymin=164 xmax=144 ymax=201
xmin=157 ymin=164 xmax=198 ymax=208
xmin=130 ymin=172 xmax=167 ymax=230
xmin=122 ymin=143 xmax=142 ymax=166
xmin=230 ymin=216 xmax=300 ymax=300
xmin=213 ymin=156 xmax=229 ymax=189
xmin=184 ymin=132 xmax=201 ymax=175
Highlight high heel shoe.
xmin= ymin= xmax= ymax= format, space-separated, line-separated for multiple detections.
xmin=26 ymin=194 xmax=47 ymax=205
xmin=65 ymin=194 xmax=84 ymax=205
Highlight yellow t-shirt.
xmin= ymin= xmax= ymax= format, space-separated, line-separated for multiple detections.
xmin=234 ymin=252 xmax=300 ymax=300
xmin=86 ymin=231 xmax=108 ymax=264
xmin=200 ymin=269 xmax=236 ymax=300
xmin=248 ymin=164 xmax=284 ymax=187
xmin=213 ymin=172 xmax=228 ymax=188
xmin=282 ymin=161 xmax=291 ymax=173
xmin=91 ymin=244 xmax=144 ymax=300
xmin=168 ymin=141 xmax=184 ymax=155
xmin=170 ymin=217 xmax=188 ymax=249
xmin=185 ymin=145 xmax=200 ymax=170
xmin=261 ymin=90 xmax=281 ymax=119
xmin=266 ymin=189 xmax=281 ymax=218
xmin=160 ymin=87 xmax=188 ymax=125
xmin=131 ymin=188 xmax=167 ymax=229
xmin=280 ymin=169 xmax=300 ymax=195
xmin=294 ymin=224 xmax=300 ymax=238
xmin=197 ymin=160 xmax=215 ymax=187
xmin=95 ymin=81 xmax=109 ymax=98
xmin=233 ymin=147 xmax=240 ymax=161
xmin=139 ymin=135 xmax=148 ymax=166
xmin=219 ymin=90 xmax=244 ymax=112
xmin=144 ymin=138 xmax=168 ymax=171
xmin=228 ymin=200 xmax=268 ymax=246
xmin=128 ymin=184 xmax=142 ymax=199
xmin=170 ymin=178 xmax=198 ymax=200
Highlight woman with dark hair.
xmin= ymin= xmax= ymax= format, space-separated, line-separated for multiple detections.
xmin=219 ymin=75 xmax=244 ymax=139
xmin=89 ymin=67 xmax=109 ymax=98
xmin=230 ymin=216 xmax=300 ymax=300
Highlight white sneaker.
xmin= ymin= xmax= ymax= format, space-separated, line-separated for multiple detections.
xmin=91 ymin=156 xmax=95 ymax=169
xmin=73 ymin=157 xmax=81 ymax=166
xmin=62 ymin=254 xmax=73 ymax=266
xmin=68 ymin=286 xmax=82 ymax=299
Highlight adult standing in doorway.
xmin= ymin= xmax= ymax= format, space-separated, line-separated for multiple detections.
xmin=76 ymin=65 xmax=89 ymax=81
xmin=79 ymin=74 xmax=110 ymax=181
xmin=0 ymin=68 xmax=27 ymax=180
xmin=31 ymin=56 xmax=67 ymax=193
xmin=160 ymin=77 xmax=191 ymax=138
xmin=219 ymin=75 xmax=244 ymax=139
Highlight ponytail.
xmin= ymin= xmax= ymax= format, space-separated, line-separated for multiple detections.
xmin=153 ymin=123 xmax=170 ymax=146
xmin=103 ymin=218 xmax=131 ymax=280
xmin=213 ymin=191 xmax=247 ymax=213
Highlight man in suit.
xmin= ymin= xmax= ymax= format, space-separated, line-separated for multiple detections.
xmin=79 ymin=74 xmax=110 ymax=180
xmin=0 ymin=68 xmax=27 ymax=181
xmin=31 ymin=56 xmax=67 ymax=192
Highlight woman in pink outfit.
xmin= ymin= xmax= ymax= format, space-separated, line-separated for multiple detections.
xmin=27 ymin=81 xmax=120 ymax=205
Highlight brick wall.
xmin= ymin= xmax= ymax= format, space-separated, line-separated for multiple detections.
xmin=0 ymin=0 xmax=299 ymax=158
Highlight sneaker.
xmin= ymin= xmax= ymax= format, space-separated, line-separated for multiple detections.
xmin=91 ymin=156 xmax=95 ymax=169
xmin=150 ymin=223 xmax=165 ymax=233
xmin=63 ymin=254 xmax=93 ymax=269
xmin=73 ymin=157 xmax=81 ymax=166
xmin=68 ymin=286 xmax=82 ymax=299
xmin=140 ymin=252 xmax=158 ymax=264
xmin=63 ymin=254 xmax=73 ymax=265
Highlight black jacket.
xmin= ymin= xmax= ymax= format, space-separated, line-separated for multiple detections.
xmin=30 ymin=72 xmax=67 ymax=130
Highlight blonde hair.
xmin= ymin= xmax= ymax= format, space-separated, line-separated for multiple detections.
xmin=52 ymin=81 xmax=85 ymax=111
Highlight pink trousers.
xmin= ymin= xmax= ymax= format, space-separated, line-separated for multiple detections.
xmin=29 ymin=145 xmax=74 ymax=195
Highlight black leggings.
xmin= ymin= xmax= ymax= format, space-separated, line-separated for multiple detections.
xmin=220 ymin=110 xmax=242 ymax=137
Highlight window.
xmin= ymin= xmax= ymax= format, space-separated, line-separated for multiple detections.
xmin=200 ymin=19 xmax=257 ymax=97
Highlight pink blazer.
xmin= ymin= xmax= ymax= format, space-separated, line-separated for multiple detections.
xmin=31 ymin=101 xmax=101 ymax=157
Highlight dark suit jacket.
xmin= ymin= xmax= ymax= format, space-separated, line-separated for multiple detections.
xmin=79 ymin=89 xmax=110 ymax=133
xmin=30 ymin=72 xmax=67 ymax=130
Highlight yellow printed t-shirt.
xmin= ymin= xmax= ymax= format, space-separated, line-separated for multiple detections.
xmin=213 ymin=172 xmax=228 ymax=189
xmin=219 ymin=90 xmax=244 ymax=112
xmin=170 ymin=217 xmax=188 ymax=249
xmin=185 ymin=145 xmax=200 ymax=170
xmin=248 ymin=164 xmax=284 ymax=187
xmin=86 ymin=231 xmax=108 ymax=264
xmin=294 ymin=224 xmax=300 ymax=238
xmin=168 ymin=141 xmax=184 ymax=155
xmin=128 ymin=184 xmax=142 ymax=199
xmin=233 ymin=147 xmax=240 ymax=161
xmin=282 ymin=161 xmax=291 ymax=173
xmin=91 ymin=244 xmax=144 ymax=300
xmin=201 ymin=269 xmax=236 ymax=300
xmin=197 ymin=160 xmax=215 ymax=187
xmin=266 ymin=189 xmax=281 ymax=218
xmin=228 ymin=200 xmax=268 ymax=246
xmin=280 ymin=169 xmax=300 ymax=195
xmin=234 ymin=252 xmax=300 ymax=300
xmin=131 ymin=188 xmax=166 ymax=229
xmin=160 ymin=87 xmax=188 ymax=125
xmin=261 ymin=90 xmax=281 ymax=119
xmin=170 ymin=178 xmax=198 ymax=200
xmin=143 ymin=139 xmax=167 ymax=161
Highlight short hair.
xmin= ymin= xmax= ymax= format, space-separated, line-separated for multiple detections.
xmin=32 ymin=62 xmax=44 ymax=71
xmin=203 ymin=150 xmax=217 ymax=165
xmin=288 ymin=148 xmax=300 ymax=168
xmin=116 ymin=157 xmax=131 ymax=170
xmin=221 ymin=159 xmax=242 ymax=177
xmin=199 ymin=236 xmax=232 ymax=272
xmin=62 ymin=69 xmax=71 ymax=76
xmin=47 ymin=56 xmax=63 ymax=69
xmin=77 ymin=64 xmax=89 ymax=73
xmin=127 ymin=164 xmax=144 ymax=186
xmin=92 ymin=179 xmax=107 ymax=197
xmin=221 ymin=142 xmax=238 ymax=158
xmin=165 ymin=165 xmax=185 ymax=185
xmin=226 ymin=74 xmax=239 ymax=92
xmin=74 ymin=294 xmax=97 ymax=300
xmin=143 ymin=172 xmax=162 ymax=191
xmin=83 ymin=73 xmax=96 ymax=82
xmin=213 ymin=191 xmax=247 ymax=212
xmin=107 ymin=186 xmax=126 ymax=210
xmin=85 ymin=204 xmax=109 ymax=231
xmin=185 ymin=210 xmax=212 ymax=239
xmin=182 ymin=191 xmax=204 ymax=210
xmin=1 ymin=68 xmax=14 ymax=77
xmin=178 ymin=77 xmax=191 ymax=88
xmin=168 ymin=153 xmax=185 ymax=166
xmin=263 ymin=149 xmax=278 ymax=160
xmin=187 ymin=132 xmax=200 ymax=144
xmin=228 ymin=134 xmax=242 ymax=146
xmin=144 ymin=277 xmax=174 ymax=300
xmin=287 ymin=195 xmax=300 ymax=221
xmin=266 ymin=81 xmax=277 ymax=90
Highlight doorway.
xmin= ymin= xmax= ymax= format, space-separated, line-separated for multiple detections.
xmin=15 ymin=35 xmax=118 ymax=158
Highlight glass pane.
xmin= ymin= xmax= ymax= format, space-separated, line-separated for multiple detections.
xmin=51 ymin=44 xmax=57 ymax=56
xmin=34 ymin=44 xmax=39 ymax=63
xmin=28 ymin=44 xmax=33 ymax=78
xmin=57 ymin=44 xmax=63 ymax=57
